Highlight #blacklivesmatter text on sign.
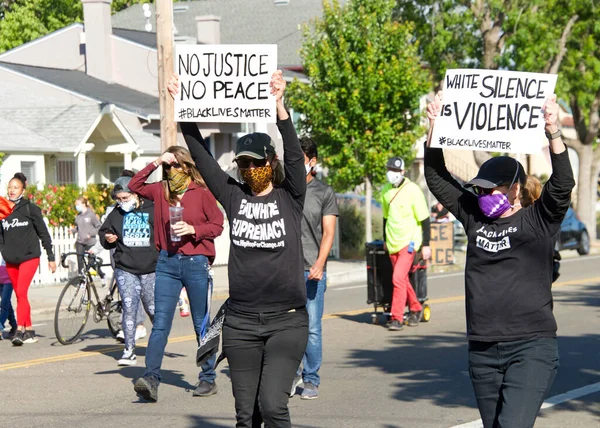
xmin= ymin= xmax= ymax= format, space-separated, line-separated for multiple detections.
xmin=431 ymin=69 xmax=557 ymax=154
xmin=175 ymin=44 xmax=277 ymax=123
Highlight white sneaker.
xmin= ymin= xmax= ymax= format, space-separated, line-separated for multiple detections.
xmin=135 ymin=325 xmax=147 ymax=341
xmin=116 ymin=330 xmax=125 ymax=343
xmin=118 ymin=348 xmax=137 ymax=366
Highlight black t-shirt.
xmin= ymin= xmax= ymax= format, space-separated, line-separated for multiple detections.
xmin=425 ymin=147 xmax=575 ymax=341
xmin=181 ymin=117 xmax=307 ymax=313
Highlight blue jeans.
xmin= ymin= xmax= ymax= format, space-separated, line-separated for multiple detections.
xmin=0 ymin=283 xmax=16 ymax=329
xmin=297 ymin=271 xmax=326 ymax=386
xmin=144 ymin=251 xmax=216 ymax=383
xmin=469 ymin=337 xmax=559 ymax=428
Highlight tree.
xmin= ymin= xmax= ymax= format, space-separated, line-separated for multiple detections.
xmin=287 ymin=0 xmax=430 ymax=242
xmin=0 ymin=0 xmax=151 ymax=53
xmin=397 ymin=0 xmax=599 ymax=237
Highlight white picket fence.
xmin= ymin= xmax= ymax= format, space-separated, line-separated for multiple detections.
xmin=32 ymin=223 xmax=231 ymax=287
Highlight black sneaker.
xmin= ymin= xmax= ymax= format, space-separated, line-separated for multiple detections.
xmin=408 ymin=312 xmax=420 ymax=327
xmin=193 ymin=380 xmax=218 ymax=397
xmin=134 ymin=376 xmax=159 ymax=402
xmin=8 ymin=325 xmax=17 ymax=340
xmin=388 ymin=320 xmax=404 ymax=331
xmin=12 ymin=330 xmax=24 ymax=346
xmin=23 ymin=330 xmax=38 ymax=343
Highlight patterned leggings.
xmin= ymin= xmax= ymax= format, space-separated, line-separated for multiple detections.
xmin=114 ymin=269 xmax=155 ymax=350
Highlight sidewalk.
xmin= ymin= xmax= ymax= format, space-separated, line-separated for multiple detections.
xmin=24 ymin=246 xmax=599 ymax=319
xmin=26 ymin=259 xmax=369 ymax=318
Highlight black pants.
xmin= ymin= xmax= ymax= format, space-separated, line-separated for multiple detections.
xmin=223 ymin=305 xmax=308 ymax=428
xmin=468 ymin=337 xmax=559 ymax=428
xmin=75 ymin=242 xmax=94 ymax=274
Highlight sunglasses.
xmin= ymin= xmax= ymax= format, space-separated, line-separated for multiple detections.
xmin=163 ymin=163 xmax=182 ymax=170
xmin=236 ymin=158 xmax=268 ymax=169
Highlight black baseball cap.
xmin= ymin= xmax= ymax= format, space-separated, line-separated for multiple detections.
xmin=234 ymin=133 xmax=276 ymax=160
xmin=386 ymin=157 xmax=405 ymax=171
xmin=465 ymin=156 xmax=526 ymax=189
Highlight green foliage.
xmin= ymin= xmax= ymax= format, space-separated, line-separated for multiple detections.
xmin=0 ymin=0 xmax=83 ymax=52
xmin=26 ymin=183 xmax=113 ymax=227
xmin=287 ymin=0 xmax=430 ymax=192
xmin=338 ymin=198 xmax=383 ymax=259
xmin=0 ymin=0 xmax=152 ymax=53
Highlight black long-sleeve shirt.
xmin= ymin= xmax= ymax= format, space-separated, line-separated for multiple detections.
xmin=0 ymin=199 xmax=55 ymax=264
xmin=181 ymin=117 xmax=307 ymax=313
xmin=424 ymin=146 xmax=575 ymax=341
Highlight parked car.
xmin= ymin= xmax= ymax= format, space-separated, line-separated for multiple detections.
xmin=557 ymin=207 xmax=589 ymax=255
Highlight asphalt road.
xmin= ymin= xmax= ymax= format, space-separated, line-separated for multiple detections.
xmin=1 ymin=254 xmax=599 ymax=428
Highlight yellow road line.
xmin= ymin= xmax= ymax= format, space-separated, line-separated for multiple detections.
xmin=2 ymin=276 xmax=599 ymax=372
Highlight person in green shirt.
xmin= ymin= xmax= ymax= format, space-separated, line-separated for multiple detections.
xmin=382 ymin=157 xmax=431 ymax=331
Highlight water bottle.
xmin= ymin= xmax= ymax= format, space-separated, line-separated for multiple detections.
xmin=408 ymin=241 xmax=415 ymax=254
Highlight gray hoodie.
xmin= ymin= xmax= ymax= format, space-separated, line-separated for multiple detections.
xmin=74 ymin=208 xmax=102 ymax=245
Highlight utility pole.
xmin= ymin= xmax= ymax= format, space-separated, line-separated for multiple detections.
xmin=155 ymin=0 xmax=176 ymax=151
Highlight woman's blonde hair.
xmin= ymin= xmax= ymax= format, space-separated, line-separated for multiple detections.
xmin=161 ymin=146 xmax=206 ymax=206
xmin=520 ymin=175 xmax=542 ymax=207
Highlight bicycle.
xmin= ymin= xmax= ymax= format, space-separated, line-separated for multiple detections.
xmin=54 ymin=251 xmax=123 ymax=345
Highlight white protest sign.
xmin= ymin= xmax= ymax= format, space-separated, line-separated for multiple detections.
xmin=175 ymin=44 xmax=277 ymax=123
xmin=430 ymin=69 xmax=557 ymax=154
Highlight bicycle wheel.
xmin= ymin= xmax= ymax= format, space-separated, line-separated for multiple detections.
xmin=106 ymin=280 xmax=122 ymax=337
xmin=54 ymin=276 xmax=91 ymax=345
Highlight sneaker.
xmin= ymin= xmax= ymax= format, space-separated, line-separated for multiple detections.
xmin=193 ymin=380 xmax=218 ymax=397
xmin=135 ymin=325 xmax=147 ymax=341
xmin=12 ymin=330 xmax=24 ymax=346
xmin=116 ymin=330 xmax=125 ymax=343
xmin=388 ymin=320 xmax=404 ymax=331
xmin=301 ymin=382 xmax=319 ymax=400
xmin=134 ymin=376 xmax=159 ymax=402
xmin=23 ymin=330 xmax=38 ymax=344
xmin=290 ymin=375 xmax=302 ymax=397
xmin=407 ymin=311 xmax=420 ymax=327
xmin=118 ymin=348 xmax=137 ymax=366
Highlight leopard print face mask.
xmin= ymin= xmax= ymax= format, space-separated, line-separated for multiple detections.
xmin=240 ymin=165 xmax=273 ymax=194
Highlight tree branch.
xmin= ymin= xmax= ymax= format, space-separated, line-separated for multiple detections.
xmin=585 ymin=88 xmax=600 ymax=146
xmin=571 ymin=96 xmax=588 ymax=144
xmin=549 ymin=14 xmax=578 ymax=74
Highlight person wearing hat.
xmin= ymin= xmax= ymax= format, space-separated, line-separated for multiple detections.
xmin=424 ymin=93 xmax=574 ymax=428
xmin=168 ymin=70 xmax=308 ymax=428
xmin=129 ymin=145 xmax=224 ymax=402
xmin=382 ymin=156 xmax=431 ymax=331
xmin=99 ymin=176 xmax=158 ymax=366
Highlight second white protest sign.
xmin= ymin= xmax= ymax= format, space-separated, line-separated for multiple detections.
xmin=431 ymin=69 xmax=557 ymax=154
xmin=175 ymin=44 xmax=277 ymax=123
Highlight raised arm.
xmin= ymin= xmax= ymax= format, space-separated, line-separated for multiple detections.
xmin=272 ymin=70 xmax=306 ymax=201
xmin=534 ymin=95 xmax=575 ymax=225
xmin=167 ymin=74 xmax=238 ymax=203
xmin=129 ymin=162 xmax=163 ymax=201
xmin=424 ymin=92 xmax=476 ymax=225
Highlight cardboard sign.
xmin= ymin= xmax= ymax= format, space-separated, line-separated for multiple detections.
xmin=431 ymin=69 xmax=557 ymax=154
xmin=175 ymin=44 xmax=277 ymax=123
xmin=430 ymin=223 xmax=454 ymax=265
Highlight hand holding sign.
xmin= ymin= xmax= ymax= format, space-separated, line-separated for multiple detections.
xmin=167 ymin=73 xmax=179 ymax=100
xmin=270 ymin=70 xmax=286 ymax=102
xmin=426 ymin=92 xmax=443 ymax=123
xmin=543 ymin=94 xmax=559 ymax=132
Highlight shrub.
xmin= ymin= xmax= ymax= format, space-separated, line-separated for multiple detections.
xmin=26 ymin=184 xmax=114 ymax=227
xmin=337 ymin=197 xmax=383 ymax=259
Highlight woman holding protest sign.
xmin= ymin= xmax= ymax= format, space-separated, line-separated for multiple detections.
xmin=129 ymin=146 xmax=224 ymax=402
xmin=168 ymin=70 xmax=308 ymax=428
xmin=424 ymin=91 xmax=574 ymax=428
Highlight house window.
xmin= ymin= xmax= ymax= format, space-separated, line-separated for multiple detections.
xmin=20 ymin=161 xmax=36 ymax=186
xmin=108 ymin=165 xmax=124 ymax=182
xmin=56 ymin=159 xmax=76 ymax=185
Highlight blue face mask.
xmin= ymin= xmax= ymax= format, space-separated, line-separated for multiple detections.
xmin=75 ymin=204 xmax=83 ymax=213
xmin=119 ymin=199 xmax=136 ymax=213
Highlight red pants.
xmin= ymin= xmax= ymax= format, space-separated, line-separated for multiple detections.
xmin=6 ymin=258 xmax=40 ymax=327
xmin=389 ymin=247 xmax=422 ymax=321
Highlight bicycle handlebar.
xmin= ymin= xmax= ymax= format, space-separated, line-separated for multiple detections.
xmin=60 ymin=252 xmax=104 ymax=269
